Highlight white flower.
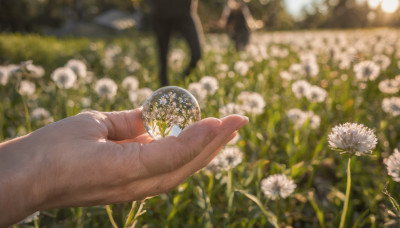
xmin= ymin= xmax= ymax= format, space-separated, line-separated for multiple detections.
xmin=292 ymin=80 xmax=311 ymax=99
xmin=286 ymin=108 xmax=308 ymax=128
xmin=328 ymin=123 xmax=377 ymax=156
xmin=378 ymin=79 xmax=399 ymax=94
xmin=353 ymin=60 xmax=380 ymax=81
xmin=94 ymin=78 xmax=118 ymax=100
xmin=20 ymin=61 xmax=45 ymax=78
xmin=121 ymin=76 xmax=139 ymax=91
xmin=199 ymin=76 xmax=219 ymax=95
xmin=207 ymin=147 xmax=243 ymax=172
xmin=307 ymin=111 xmax=321 ymax=129
xmin=129 ymin=88 xmax=153 ymax=106
xmin=30 ymin=108 xmax=53 ymax=125
xmin=261 ymin=174 xmax=296 ymax=200
xmin=234 ymin=61 xmax=249 ymax=76
xmin=384 ymin=148 xmax=400 ymax=182
xmin=0 ymin=66 xmax=9 ymax=85
xmin=372 ymin=54 xmax=391 ymax=71
xmin=382 ymin=97 xmax=400 ymax=116
xmin=18 ymin=80 xmax=36 ymax=96
xmin=237 ymin=91 xmax=265 ymax=115
xmin=228 ymin=133 xmax=240 ymax=145
xmin=51 ymin=67 xmax=77 ymax=89
xmin=306 ymin=85 xmax=327 ymax=103
xmin=188 ymin=82 xmax=207 ymax=103
xmin=280 ymin=71 xmax=293 ymax=81
xmin=65 ymin=59 xmax=87 ymax=78
xmin=81 ymin=97 xmax=91 ymax=108
xmin=219 ymin=102 xmax=244 ymax=117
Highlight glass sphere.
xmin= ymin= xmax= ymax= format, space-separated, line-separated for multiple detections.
xmin=142 ymin=86 xmax=201 ymax=139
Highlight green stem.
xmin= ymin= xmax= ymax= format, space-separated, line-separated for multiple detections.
xmin=129 ymin=200 xmax=146 ymax=228
xmin=124 ymin=201 xmax=137 ymax=228
xmin=339 ymin=157 xmax=352 ymax=228
xmin=105 ymin=205 xmax=119 ymax=228
xmin=34 ymin=217 xmax=39 ymax=228
xmin=21 ymin=96 xmax=32 ymax=133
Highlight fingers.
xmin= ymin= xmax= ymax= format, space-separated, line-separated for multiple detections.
xmin=138 ymin=115 xmax=248 ymax=180
xmin=101 ymin=109 xmax=146 ymax=141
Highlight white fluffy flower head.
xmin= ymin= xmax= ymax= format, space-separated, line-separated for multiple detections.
xmin=95 ymin=78 xmax=118 ymax=100
xmin=382 ymin=97 xmax=400 ymax=117
xmin=51 ymin=67 xmax=77 ymax=89
xmin=385 ymin=149 xmax=400 ymax=182
xmin=328 ymin=123 xmax=377 ymax=156
xmin=261 ymin=174 xmax=296 ymax=200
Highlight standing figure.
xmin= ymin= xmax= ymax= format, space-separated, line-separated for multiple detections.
xmin=151 ymin=0 xmax=203 ymax=87
xmin=219 ymin=0 xmax=256 ymax=51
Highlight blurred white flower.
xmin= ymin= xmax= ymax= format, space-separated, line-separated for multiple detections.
xmin=81 ymin=97 xmax=91 ymax=108
xmin=18 ymin=80 xmax=36 ymax=96
xmin=286 ymin=108 xmax=308 ymax=128
xmin=20 ymin=61 xmax=45 ymax=78
xmin=30 ymin=107 xmax=53 ymax=125
xmin=207 ymin=146 xmax=243 ymax=172
xmin=306 ymin=85 xmax=327 ymax=103
xmin=199 ymin=76 xmax=219 ymax=95
xmin=219 ymin=102 xmax=244 ymax=117
xmin=328 ymin=123 xmax=377 ymax=156
xmin=228 ymin=132 xmax=240 ymax=145
xmin=353 ymin=60 xmax=380 ymax=81
xmin=261 ymin=174 xmax=296 ymax=200
xmin=0 ymin=66 xmax=9 ymax=85
xmin=280 ymin=71 xmax=293 ymax=81
xmin=65 ymin=59 xmax=87 ymax=78
xmin=292 ymin=80 xmax=311 ymax=99
xmin=94 ymin=78 xmax=118 ymax=100
xmin=384 ymin=148 xmax=400 ymax=182
xmin=307 ymin=111 xmax=321 ymax=129
xmin=238 ymin=91 xmax=265 ymax=115
xmin=188 ymin=82 xmax=207 ymax=104
xmin=169 ymin=49 xmax=185 ymax=70
xmin=121 ymin=76 xmax=139 ymax=91
xmin=378 ymin=79 xmax=399 ymax=94
xmin=234 ymin=61 xmax=249 ymax=76
xmin=382 ymin=97 xmax=400 ymax=116
xmin=372 ymin=54 xmax=391 ymax=71
xmin=129 ymin=87 xmax=153 ymax=106
xmin=51 ymin=67 xmax=77 ymax=89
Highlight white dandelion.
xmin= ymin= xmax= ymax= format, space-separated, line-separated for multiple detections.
xmin=286 ymin=108 xmax=308 ymax=128
xmin=188 ymin=82 xmax=207 ymax=104
xmin=51 ymin=67 xmax=77 ymax=89
xmin=65 ymin=59 xmax=87 ymax=78
xmin=208 ymin=146 xmax=243 ymax=171
xmin=306 ymin=85 xmax=327 ymax=103
xmin=129 ymin=87 xmax=153 ymax=106
xmin=234 ymin=61 xmax=249 ymax=76
xmin=219 ymin=102 xmax=244 ymax=117
xmin=121 ymin=76 xmax=139 ymax=91
xmin=382 ymin=97 xmax=400 ymax=116
xmin=292 ymin=80 xmax=311 ymax=99
xmin=0 ymin=66 xmax=9 ymax=85
xmin=30 ymin=108 xmax=54 ymax=125
xmin=328 ymin=123 xmax=377 ymax=156
xmin=237 ymin=91 xmax=265 ymax=115
xmin=199 ymin=76 xmax=219 ymax=95
xmin=372 ymin=54 xmax=391 ymax=71
xmin=261 ymin=174 xmax=297 ymax=200
xmin=307 ymin=111 xmax=321 ymax=129
xmin=378 ymin=79 xmax=399 ymax=94
xmin=94 ymin=78 xmax=118 ymax=100
xmin=18 ymin=80 xmax=36 ymax=96
xmin=384 ymin=148 xmax=400 ymax=182
xmin=353 ymin=60 xmax=380 ymax=81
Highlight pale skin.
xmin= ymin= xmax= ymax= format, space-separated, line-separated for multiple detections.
xmin=0 ymin=108 xmax=248 ymax=227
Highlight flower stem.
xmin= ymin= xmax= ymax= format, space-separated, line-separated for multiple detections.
xmin=129 ymin=200 xmax=146 ymax=228
xmin=105 ymin=205 xmax=118 ymax=228
xmin=339 ymin=157 xmax=352 ymax=228
xmin=124 ymin=201 xmax=137 ymax=228
xmin=21 ymin=95 xmax=32 ymax=133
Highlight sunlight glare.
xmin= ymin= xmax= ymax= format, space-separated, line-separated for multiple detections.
xmin=368 ymin=0 xmax=382 ymax=8
xmin=381 ymin=0 xmax=399 ymax=13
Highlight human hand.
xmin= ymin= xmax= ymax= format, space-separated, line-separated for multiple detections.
xmin=0 ymin=108 xmax=248 ymax=227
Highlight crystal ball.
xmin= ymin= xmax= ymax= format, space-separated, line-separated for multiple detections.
xmin=142 ymin=86 xmax=201 ymax=139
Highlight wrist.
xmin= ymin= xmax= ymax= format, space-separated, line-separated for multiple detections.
xmin=0 ymin=134 xmax=46 ymax=227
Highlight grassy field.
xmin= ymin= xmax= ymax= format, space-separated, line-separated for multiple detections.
xmin=1 ymin=29 xmax=400 ymax=227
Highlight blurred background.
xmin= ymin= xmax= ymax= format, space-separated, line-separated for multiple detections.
xmin=1 ymin=0 xmax=399 ymax=36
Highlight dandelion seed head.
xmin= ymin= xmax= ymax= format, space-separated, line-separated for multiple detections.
xmin=199 ymin=76 xmax=219 ymax=95
xmin=292 ymin=80 xmax=311 ymax=99
xmin=306 ymin=85 xmax=327 ymax=103
xmin=261 ymin=174 xmax=296 ymax=200
xmin=51 ymin=67 xmax=77 ymax=89
xmin=382 ymin=97 xmax=400 ymax=116
xmin=121 ymin=76 xmax=139 ymax=91
xmin=18 ymin=80 xmax=36 ymax=96
xmin=65 ymin=59 xmax=87 ymax=78
xmin=237 ymin=91 xmax=265 ymax=115
xmin=188 ymin=82 xmax=207 ymax=103
xmin=378 ymin=79 xmax=400 ymax=94
xmin=219 ymin=102 xmax=244 ymax=117
xmin=94 ymin=78 xmax=118 ymax=100
xmin=353 ymin=60 xmax=380 ymax=81
xmin=384 ymin=148 xmax=400 ymax=182
xmin=328 ymin=122 xmax=377 ymax=156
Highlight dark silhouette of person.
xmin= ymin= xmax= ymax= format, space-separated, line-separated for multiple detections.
xmin=151 ymin=0 xmax=203 ymax=87
xmin=219 ymin=0 xmax=258 ymax=51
